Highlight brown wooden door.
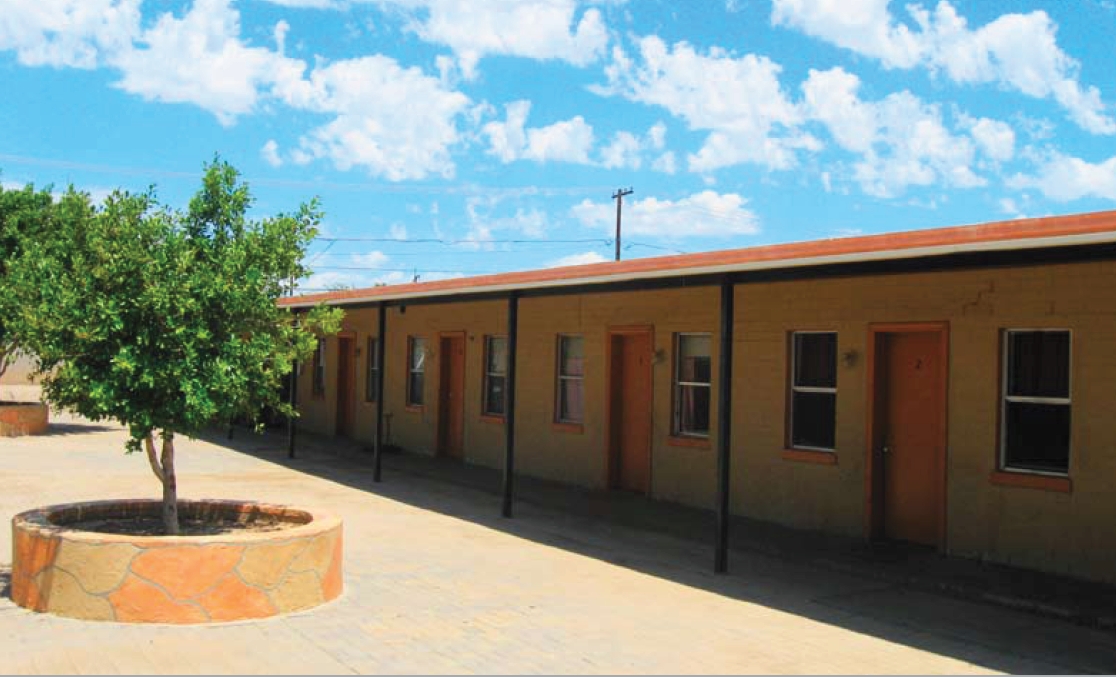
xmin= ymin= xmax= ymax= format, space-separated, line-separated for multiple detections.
xmin=438 ymin=334 xmax=466 ymax=459
xmin=879 ymin=331 xmax=946 ymax=546
xmin=335 ymin=336 xmax=355 ymax=438
xmin=609 ymin=331 xmax=652 ymax=493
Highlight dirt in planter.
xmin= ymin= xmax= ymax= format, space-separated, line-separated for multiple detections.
xmin=66 ymin=515 xmax=297 ymax=536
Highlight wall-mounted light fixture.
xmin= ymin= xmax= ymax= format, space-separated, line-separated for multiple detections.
xmin=652 ymin=348 xmax=667 ymax=365
xmin=842 ymin=349 xmax=859 ymax=368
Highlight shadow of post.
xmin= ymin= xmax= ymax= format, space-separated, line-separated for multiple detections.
xmin=199 ymin=424 xmax=1116 ymax=674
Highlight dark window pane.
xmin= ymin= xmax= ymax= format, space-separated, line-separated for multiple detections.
xmin=559 ymin=378 xmax=583 ymax=422
xmin=488 ymin=337 xmax=507 ymax=375
xmin=792 ymin=391 xmax=836 ymax=449
xmin=411 ymin=338 xmax=426 ymax=372
xmin=485 ymin=375 xmax=506 ymax=415
xmin=679 ymin=335 xmax=712 ymax=384
xmin=408 ymin=373 xmax=424 ymax=406
xmin=560 ymin=336 xmax=584 ymax=377
xmin=795 ymin=333 xmax=836 ymax=388
xmin=1008 ymin=332 xmax=1069 ymax=398
xmin=1004 ymin=402 xmax=1069 ymax=473
xmin=677 ymin=385 xmax=710 ymax=435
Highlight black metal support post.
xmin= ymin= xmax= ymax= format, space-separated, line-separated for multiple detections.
xmin=715 ymin=277 xmax=734 ymax=573
xmin=288 ymin=358 xmax=298 ymax=459
xmin=502 ymin=292 xmax=519 ymax=518
xmin=373 ymin=302 xmax=387 ymax=482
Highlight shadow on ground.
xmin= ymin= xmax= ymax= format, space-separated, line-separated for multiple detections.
xmin=0 ymin=567 xmax=10 ymax=600
xmin=208 ymin=425 xmax=1116 ymax=674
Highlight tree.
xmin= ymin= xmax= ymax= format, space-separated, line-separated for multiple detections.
xmin=5 ymin=160 xmax=342 ymax=534
xmin=0 ymin=181 xmax=59 ymax=382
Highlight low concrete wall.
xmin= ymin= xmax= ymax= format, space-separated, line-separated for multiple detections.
xmin=0 ymin=402 xmax=48 ymax=436
xmin=11 ymin=499 xmax=343 ymax=623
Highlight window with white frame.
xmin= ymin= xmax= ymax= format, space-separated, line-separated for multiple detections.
xmin=674 ymin=333 xmax=712 ymax=437
xmin=1001 ymin=329 xmax=1071 ymax=475
xmin=789 ymin=331 xmax=837 ymax=451
xmin=555 ymin=335 xmax=584 ymax=423
xmin=365 ymin=337 xmax=379 ymax=402
xmin=312 ymin=338 xmax=326 ymax=396
xmin=483 ymin=336 xmax=507 ymax=417
xmin=407 ymin=336 xmax=426 ymax=407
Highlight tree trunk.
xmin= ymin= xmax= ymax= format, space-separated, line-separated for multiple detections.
xmin=160 ymin=433 xmax=180 ymax=535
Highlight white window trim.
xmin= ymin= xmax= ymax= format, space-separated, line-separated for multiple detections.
xmin=673 ymin=332 xmax=712 ymax=438
xmin=555 ymin=334 xmax=584 ymax=424
xmin=789 ymin=330 xmax=837 ymax=453
xmin=483 ymin=335 xmax=507 ymax=417
xmin=999 ymin=328 xmax=1072 ymax=477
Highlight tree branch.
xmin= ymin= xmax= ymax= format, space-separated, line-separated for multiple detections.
xmin=144 ymin=433 xmax=165 ymax=483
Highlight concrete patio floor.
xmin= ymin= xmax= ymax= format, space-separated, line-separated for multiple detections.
xmin=1 ymin=391 xmax=1114 ymax=673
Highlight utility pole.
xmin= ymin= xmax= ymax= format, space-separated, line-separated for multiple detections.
xmin=612 ymin=187 xmax=633 ymax=261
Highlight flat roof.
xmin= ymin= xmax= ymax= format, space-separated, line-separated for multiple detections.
xmin=281 ymin=209 xmax=1116 ymax=308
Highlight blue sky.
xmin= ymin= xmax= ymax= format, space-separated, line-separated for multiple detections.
xmin=2 ymin=0 xmax=1115 ymax=291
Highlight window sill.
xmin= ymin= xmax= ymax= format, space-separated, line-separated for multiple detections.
xmin=404 ymin=404 xmax=425 ymax=413
xmin=552 ymin=422 xmax=584 ymax=434
xmin=667 ymin=435 xmax=710 ymax=449
xmin=781 ymin=449 xmax=838 ymax=465
xmin=990 ymin=470 xmax=1071 ymax=493
xmin=479 ymin=414 xmax=505 ymax=425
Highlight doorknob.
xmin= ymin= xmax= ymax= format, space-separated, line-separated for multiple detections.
xmin=882 ymin=444 xmax=891 ymax=455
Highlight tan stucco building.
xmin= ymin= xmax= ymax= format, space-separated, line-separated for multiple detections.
xmin=282 ymin=209 xmax=1116 ymax=585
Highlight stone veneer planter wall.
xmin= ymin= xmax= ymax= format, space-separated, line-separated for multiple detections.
xmin=0 ymin=402 xmax=48 ymax=436
xmin=11 ymin=499 xmax=343 ymax=623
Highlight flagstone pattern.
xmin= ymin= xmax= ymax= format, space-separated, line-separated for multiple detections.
xmin=10 ymin=499 xmax=343 ymax=623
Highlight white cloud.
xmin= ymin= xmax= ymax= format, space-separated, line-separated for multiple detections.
xmin=389 ymin=0 xmax=609 ymax=80
xmin=772 ymin=0 xmax=923 ymax=68
xmin=966 ymin=117 xmax=1015 ymax=162
xmin=570 ymin=190 xmax=759 ymax=238
xmin=261 ymin=139 xmax=283 ymax=167
xmin=596 ymin=36 xmax=809 ymax=171
xmin=350 ymin=251 xmax=390 ymax=267
xmin=274 ymin=19 xmax=290 ymax=54
xmin=599 ymin=122 xmax=671 ymax=170
xmin=1009 ymin=153 xmax=1116 ymax=201
xmin=0 ymin=0 xmax=141 ymax=69
xmin=482 ymin=100 xmax=594 ymax=164
xmin=599 ymin=131 xmax=642 ymax=170
xmin=389 ymin=223 xmax=408 ymax=240
xmin=111 ymin=0 xmax=306 ymax=126
xmin=652 ymin=151 xmax=677 ymax=175
xmin=277 ymin=55 xmax=470 ymax=179
xmin=802 ymin=67 xmax=985 ymax=198
xmin=547 ymin=251 xmax=608 ymax=267
xmin=773 ymin=0 xmax=1114 ymax=134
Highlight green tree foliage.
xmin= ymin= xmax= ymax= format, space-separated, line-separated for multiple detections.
xmin=0 ymin=181 xmax=59 ymax=380
xmin=5 ymin=160 xmax=342 ymax=533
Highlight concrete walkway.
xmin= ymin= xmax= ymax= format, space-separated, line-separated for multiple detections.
xmin=1 ymin=396 xmax=1114 ymax=673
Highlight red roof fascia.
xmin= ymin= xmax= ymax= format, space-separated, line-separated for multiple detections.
xmin=280 ymin=209 xmax=1116 ymax=307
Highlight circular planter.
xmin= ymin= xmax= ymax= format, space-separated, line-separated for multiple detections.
xmin=0 ymin=402 xmax=49 ymax=436
xmin=11 ymin=499 xmax=343 ymax=623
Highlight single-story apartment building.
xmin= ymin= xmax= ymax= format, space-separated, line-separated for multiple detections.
xmin=281 ymin=209 xmax=1116 ymax=585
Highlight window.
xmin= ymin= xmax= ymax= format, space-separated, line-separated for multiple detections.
xmin=407 ymin=336 xmax=426 ymax=407
xmin=674 ymin=333 xmax=712 ymax=437
xmin=556 ymin=335 xmax=584 ymax=423
xmin=483 ymin=336 xmax=508 ymax=417
xmin=1001 ymin=330 xmax=1071 ymax=475
xmin=365 ymin=337 xmax=379 ymax=402
xmin=312 ymin=338 xmax=326 ymax=396
xmin=789 ymin=332 xmax=837 ymax=451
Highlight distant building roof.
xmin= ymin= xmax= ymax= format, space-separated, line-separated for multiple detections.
xmin=281 ymin=209 xmax=1116 ymax=308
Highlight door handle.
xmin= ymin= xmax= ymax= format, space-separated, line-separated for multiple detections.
xmin=882 ymin=445 xmax=891 ymax=455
